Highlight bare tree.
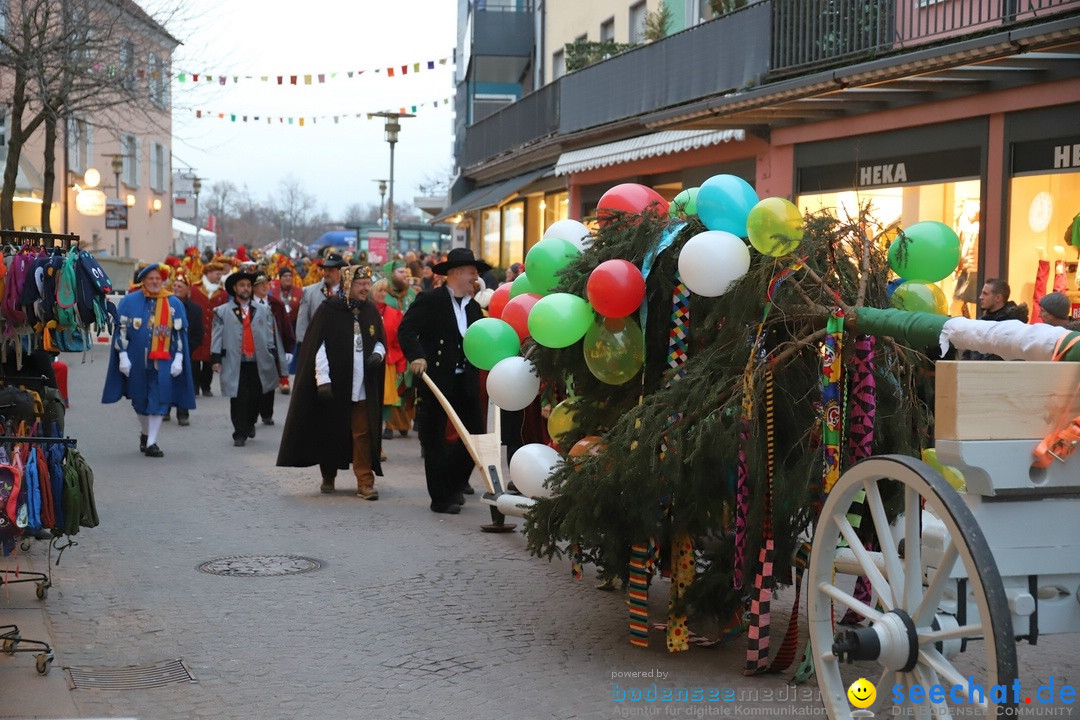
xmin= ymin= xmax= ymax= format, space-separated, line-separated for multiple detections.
xmin=0 ymin=0 xmax=182 ymax=230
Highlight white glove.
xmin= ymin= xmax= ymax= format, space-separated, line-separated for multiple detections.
xmin=118 ymin=351 xmax=132 ymax=377
xmin=285 ymin=353 xmax=294 ymax=366
xmin=170 ymin=353 xmax=184 ymax=378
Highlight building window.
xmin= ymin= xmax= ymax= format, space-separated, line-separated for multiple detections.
xmin=67 ymin=118 xmax=92 ymax=174
xmin=552 ymin=49 xmax=565 ymax=80
xmin=149 ymin=141 xmax=167 ymax=193
xmin=122 ymin=134 xmax=139 ymax=187
xmin=629 ymin=1 xmax=647 ymax=43
xmin=481 ymin=208 xmax=501 ymax=266
xmin=501 ymin=202 xmax=525 ymax=267
xmin=148 ymin=53 xmax=168 ymax=107
xmin=120 ymin=40 xmax=135 ymax=90
xmin=600 ymin=17 xmax=615 ymax=42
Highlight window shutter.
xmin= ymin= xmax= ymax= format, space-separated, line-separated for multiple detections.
xmin=134 ymin=137 xmax=142 ymax=188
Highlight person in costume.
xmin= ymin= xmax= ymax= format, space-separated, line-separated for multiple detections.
xmin=397 ymin=248 xmax=489 ymax=514
xmin=269 ymin=266 xmax=302 ymax=393
xmin=168 ymin=271 xmax=204 ymax=426
xmin=381 ymin=260 xmax=418 ymax=313
xmin=277 ymin=265 xmax=386 ymax=499
xmin=295 ymin=253 xmax=345 ymax=345
xmin=371 ymin=278 xmax=407 ymax=444
xmin=210 ymin=272 xmax=287 ymax=447
xmin=102 ymin=264 xmax=196 ymax=458
xmin=252 ymin=273 xmax=294 ymax=425
xmin=190 ymin=261 xmax=228 ymax=395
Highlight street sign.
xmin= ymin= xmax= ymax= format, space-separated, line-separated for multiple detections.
xmin=105 ymin=199 xmax=128 ymax=230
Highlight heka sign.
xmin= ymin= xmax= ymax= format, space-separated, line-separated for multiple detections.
xmin=859 ymin=163 xmax=908 ymax=187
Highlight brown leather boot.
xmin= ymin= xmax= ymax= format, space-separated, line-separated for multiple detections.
xmin=320 ymin=476 xmax=335 ymax=494
xmin=357 ymin=484 xmax=379 ymax=501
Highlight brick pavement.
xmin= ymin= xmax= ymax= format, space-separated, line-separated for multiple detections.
xmin=0 ymin=357 xmax=1075 ymax=719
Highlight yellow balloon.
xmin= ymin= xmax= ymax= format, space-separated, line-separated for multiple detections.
xmin=547 ymin=397 xmax=579 ymax=450
xmin=746 ymin=197 xmax=803 ymax=257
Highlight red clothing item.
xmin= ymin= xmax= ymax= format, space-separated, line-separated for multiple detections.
xmin=270 ymin=281 xmax=302 ymax=330
xmin=190 ymin=282 xmax=229 ymax=361
xmin=376 ymin=301 xmax=406 ymax=372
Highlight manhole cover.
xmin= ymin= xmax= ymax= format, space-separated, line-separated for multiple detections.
xmin=68 ymin=658 xmax=195 ymax=689
xmin=195 ymin=555 xmax=324 ymax=577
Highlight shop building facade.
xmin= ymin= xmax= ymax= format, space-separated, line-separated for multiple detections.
xmin=440 ymin=0 xmax=1080 ymax=295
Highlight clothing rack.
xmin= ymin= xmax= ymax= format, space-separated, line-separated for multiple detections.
xmin=0 ymin=230 xmax=79 ymax=250
xmin=0 ymin=435 xmax=75 ymax=675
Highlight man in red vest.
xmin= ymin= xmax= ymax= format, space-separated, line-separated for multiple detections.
xmin=189 ymin=261 xmax=229 ymax=395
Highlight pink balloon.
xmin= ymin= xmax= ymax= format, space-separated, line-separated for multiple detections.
xmin=597 ymin=183 xmax=669 ymax=219
xmin=587 ymin=259 xmax=646 ymax=318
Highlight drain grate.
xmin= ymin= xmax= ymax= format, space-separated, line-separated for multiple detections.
xmin=68 ymin=658 xmax=195 ymax=690
xmin=196 ymin=554 xmax=324 ymax=577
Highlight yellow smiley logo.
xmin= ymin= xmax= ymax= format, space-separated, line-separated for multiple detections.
xmin=847 ymin=677 xmax=876 ymax=709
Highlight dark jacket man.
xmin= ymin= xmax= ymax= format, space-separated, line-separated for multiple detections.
xmin=398 ymin=248 xmax=490 ymax=514
xmin=277 ymin=266 xmax=386 ymax=497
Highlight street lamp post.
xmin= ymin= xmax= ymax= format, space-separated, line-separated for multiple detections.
xmin=193 ymin=176 xmax=203 ymax=251
xmin=110 ymin=154 xmax=123 ymax=255
xmin=278 ymin=210 xmax=285 ymax=243
xmin=373 ymin=179 xmax=388 ymax=229
xmin=371 ymin=112 xmax=413 ymax=251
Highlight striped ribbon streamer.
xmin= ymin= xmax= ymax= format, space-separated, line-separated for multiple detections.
xmin=744 ymin=367 xmax=777 ymax=675
xmin=769 ymin=541 xmax=812 ymax=672
xmin=841 ymin=335 xmax=877 ymax=624
xmin=628 ymin=543 xmax=652 ymax=647
xmin=820 ymin=310 xmax=846 ymax=496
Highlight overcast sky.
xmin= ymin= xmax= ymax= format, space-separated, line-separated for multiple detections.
xmin=161 ymin=0 xmax=457 ymax=220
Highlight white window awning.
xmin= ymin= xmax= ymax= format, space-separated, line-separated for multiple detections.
xmin=554 ymin=129 xmax=745 ymax=176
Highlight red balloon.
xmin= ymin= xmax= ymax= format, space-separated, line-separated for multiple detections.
xmin=488 ymin=283 xmax=512 ymax=319
xmin=587 ymin=259 xmax=646 ymax=318
xmin=597 ymin=183 xmax=669 ymax=219
xmin=502 ymin=293 xmax=542 ymax=342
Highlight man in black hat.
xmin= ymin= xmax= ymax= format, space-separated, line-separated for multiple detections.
xmin=398 ymin=248 xmax=491 ymax=514
xmin=211 ymin=272 xmax=287 ymax=446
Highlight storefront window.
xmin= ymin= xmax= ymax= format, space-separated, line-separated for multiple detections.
xmin=502 ymin=202 xmax=525 ymax=269
xmin=1007 ymin=172 xmax=1080 ymax=321
xmin=481 ymin=208 xmax=500 ymax=266
xmin=799 ymin=179 xmax=981 ymax=316
xmin=544 ymin=191 xmax=569 ymax=229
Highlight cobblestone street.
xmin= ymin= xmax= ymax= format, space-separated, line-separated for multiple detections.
xmin=1 ymin=357 xmax=1075 ymax=719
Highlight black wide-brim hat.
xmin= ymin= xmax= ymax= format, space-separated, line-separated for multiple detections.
xmin=224 ymin=271 xmax=259 ymax=296
xmin=431 ymin=248 xmax=492 ymax=276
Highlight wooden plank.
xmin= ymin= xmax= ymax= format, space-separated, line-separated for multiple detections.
xmin=419 ymin=372 xmax=500 ymax=494
xmin=935 ymin=361 xmax=1080 ymax=440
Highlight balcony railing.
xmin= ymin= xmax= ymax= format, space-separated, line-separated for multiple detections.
xmin=771 ymin=0 xmax=1080 ymax=74
xmin=460 ymin=79 xmax=560 ymax=168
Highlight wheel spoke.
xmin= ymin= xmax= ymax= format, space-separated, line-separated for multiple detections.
xmin=913 ymin=665 xmax=950 ymax=717
xmin=913 ymin=542 xmax=960 ymax=627
xmin=919 ymin=647 xmax=990 ymax=711
xmin=918 ymin=623 xmax=984 ymax=644
xmin=835 ymin=514 xmax=896 ymax=611
xmin=817 ymin=581 xmax=885 ymax=623
xmin=864 ymin=479 xmax=905 ymax=597
xmin=903 ymin=485 xmax=923 ymax=612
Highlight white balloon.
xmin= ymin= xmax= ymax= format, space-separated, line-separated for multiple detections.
xmin=544 ymin=219 xmax=592 ymax=251
xmin=677 ymin=230 xmax=751 ymax=297
xmin=486 ymin=356 xmax=540 ymax=411
xmin=509 ymin=443 xmax=561 ymax=499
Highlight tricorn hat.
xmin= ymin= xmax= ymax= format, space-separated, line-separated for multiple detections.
xmin=224 ymin=271 xmax=259 ymax=297
xmin=431 ymin=248 xmax=492 ymax=276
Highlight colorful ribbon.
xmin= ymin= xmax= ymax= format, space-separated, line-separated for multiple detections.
xmin=821 ymin=310 xmax=845 ymax=496
xmin=628 ymin=543 xmax=652 ymax=647
xmin=744 ymin=368 xmax=777 ymax=675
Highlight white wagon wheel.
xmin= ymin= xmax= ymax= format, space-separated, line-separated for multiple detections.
xmin=808 ymin=455 xmax=1017 ymax=719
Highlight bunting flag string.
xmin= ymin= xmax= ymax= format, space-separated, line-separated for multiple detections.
xmin=188 ymin=97 xmax=453 ymax=126
xmin=174 ymin=57 xmax=452 ymax=85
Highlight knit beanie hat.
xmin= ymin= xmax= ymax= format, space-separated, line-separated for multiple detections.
xmin=1039 ymin=291 xmax=1071 ymax=320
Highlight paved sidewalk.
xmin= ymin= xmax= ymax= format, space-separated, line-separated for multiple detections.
xmin=1 ymin=356 xmax=1075 ymax=719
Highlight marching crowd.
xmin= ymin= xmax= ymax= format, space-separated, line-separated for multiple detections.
xmin=102 ymin=244 xmax=507 ymax=515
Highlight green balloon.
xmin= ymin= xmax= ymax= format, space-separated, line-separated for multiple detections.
xmin=525 ymin=237 xmax=579 ymax=293
xmin=462 ymin=317 xmax=520 ymax=370
xmin=746 ymin=197 xmax=803 ymax=257
xmin=583 ymin=316 xmax=645 ymax=385
xmin=509 ymin=272 xmax=542 ymax=299
xmin=527 ymin=293 xmax=593 ymax=348
xmin=669 ymin=187 xmax=699 ymax=218
xmin=890 ymin=281 xmax=948 ymax=315
xmin=887 ymin=221 xmax=961 ymax=284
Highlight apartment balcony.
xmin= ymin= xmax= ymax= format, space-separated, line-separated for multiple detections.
xmin=457 ymin=0 xmax=1080 ymax=171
